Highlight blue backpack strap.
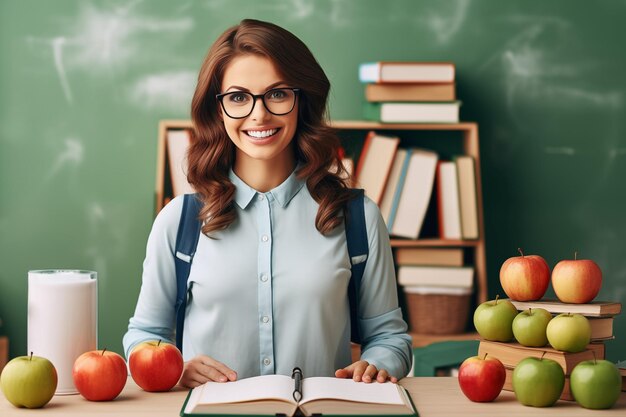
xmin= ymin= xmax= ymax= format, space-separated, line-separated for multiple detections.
xmin=346 ymin=189 xmax=369 ymax=344
xmin=174 ymin=193 xmax=203 ymax=353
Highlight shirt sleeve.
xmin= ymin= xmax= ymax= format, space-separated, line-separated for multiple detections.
xmin=122 ymin=196 xmax=184 ymax=359
xmin=357 ymin=197 xmax=413 ymax=378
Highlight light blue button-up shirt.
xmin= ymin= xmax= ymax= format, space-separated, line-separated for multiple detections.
xmin=123 ymin=168 xmax=412 ymax=378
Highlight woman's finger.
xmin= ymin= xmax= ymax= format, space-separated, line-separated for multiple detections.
xmin=362 ymin=364 xmax=378 ymax=383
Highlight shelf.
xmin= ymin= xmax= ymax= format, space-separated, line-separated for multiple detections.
xmin=390 ymin=239 xmax=480 ymax=248
xmin=410 ymin=332 xmax=479 ymax=348
xmin=331 ymin=120 xmax=477 ymax=131
xmin=351 ymin=332 xmax=479 ymax=362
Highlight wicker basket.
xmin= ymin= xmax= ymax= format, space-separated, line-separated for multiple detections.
xmin=404 ymin=286 xmax=472 ymax=334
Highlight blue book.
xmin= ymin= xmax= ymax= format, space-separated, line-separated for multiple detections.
xmin=386 ymin=148 xmax=413 ymax=233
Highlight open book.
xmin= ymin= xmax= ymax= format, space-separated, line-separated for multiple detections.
xmin=181 ymin=372 xmax=416 ymax=416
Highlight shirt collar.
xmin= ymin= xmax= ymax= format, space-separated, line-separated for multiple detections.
xmin=229 ymin=166 xmax=306 ymax=209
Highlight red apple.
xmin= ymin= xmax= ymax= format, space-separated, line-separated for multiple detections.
xmin=458 ymin=354 xmax=506 ymax=402
xmin=72 ymin=349 xmax=127 ymax=401
xmin=500 ymin=248 xmax=550 ymax=301
xmin=129 ymin=340 xmax=183 ymax=392
xmin=552 ymin=253 xmax=602 ymax=304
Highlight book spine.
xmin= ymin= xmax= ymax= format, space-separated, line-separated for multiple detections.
xmin=387 ymin=149 xmax=413 ymax=233
xmin=354 ymin=131 xmax=376 ymax=179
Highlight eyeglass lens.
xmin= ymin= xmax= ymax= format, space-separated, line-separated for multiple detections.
xmin=221 ymin=88 xmax=297 ymax=118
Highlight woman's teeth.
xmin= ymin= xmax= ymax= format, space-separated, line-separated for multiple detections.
xmin=246 ymin=129 xmax=278 ymax=138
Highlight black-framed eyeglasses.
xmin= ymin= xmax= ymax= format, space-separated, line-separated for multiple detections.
xmin=216 ymin=88 xmax=300 ymax=119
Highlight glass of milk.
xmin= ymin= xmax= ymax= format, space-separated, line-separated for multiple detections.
xmin=27 ymin=270 xmax=97 ymax=395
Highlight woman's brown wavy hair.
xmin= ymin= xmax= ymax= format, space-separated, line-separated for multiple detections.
xmin=188 ymin=19 xmax=354 ymax=237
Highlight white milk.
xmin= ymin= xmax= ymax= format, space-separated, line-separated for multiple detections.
xmin=27 ymin=270 xmax=97 ymax=395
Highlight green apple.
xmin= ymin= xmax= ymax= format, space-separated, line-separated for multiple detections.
xmin=546 ymin=313 xmax=591 ymax=353
xmin=512 ymin=308 xmax=552 ymax=347
xmin=473 ymin=296 xmax=518 ymax=342
xmin=513 ymin=356 xmax=565 ymax=407
xmin=570 ymin=359 xmax=622 ymax=409
xmin=0 ymin=353 xmax=58 ymax=408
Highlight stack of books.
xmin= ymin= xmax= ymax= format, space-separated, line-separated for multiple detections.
xmin=354 ymin=131 xmax=479 ymax=240
xmin=479 ymin=299 xmax=623 ymax=400
xmin=358 ymin=61 xmax=460 ymax=123
xmin=395 ymin=248 xmax=473 ymax=334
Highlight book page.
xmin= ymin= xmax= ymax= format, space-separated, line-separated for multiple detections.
xmin=190 ymin=375 xmax=295 ymax=405
xmin=300 ymin=377 xmax=404 ymax=405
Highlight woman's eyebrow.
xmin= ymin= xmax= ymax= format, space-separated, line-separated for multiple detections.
xmin=224 ymin=81 xmax=288 ymax=93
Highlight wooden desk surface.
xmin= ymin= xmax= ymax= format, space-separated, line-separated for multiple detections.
xmin=1 ymin=376 xmax=624 ymax=416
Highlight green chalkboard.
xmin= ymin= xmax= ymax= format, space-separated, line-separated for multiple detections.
xmin=1 ymin=0 xmax=625 ymax=363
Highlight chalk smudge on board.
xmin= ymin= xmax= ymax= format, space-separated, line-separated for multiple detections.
xmin=33 ymin=2 xmax=193 ymax=103
xmin=609 ymin=148 xmax=626 ymax=159
xmin=85 ymin=202 xmax=109 ymax=283
xmin=479 ymin=18 xmax=621 ymax=116
xmin=129 ymin=70 xmax=197 ymax=112
xmin=52 ymin=37 xmax=73 ymax=104
xmin=45 ymin=138 xmax=84 ymax=182
xmin=205 ymin=0 xmax=315 ymax=20
xmin=421 ymin=0 xmax=469 ymax=44
xmin=544 ymin=147 xmax=576 ymax=156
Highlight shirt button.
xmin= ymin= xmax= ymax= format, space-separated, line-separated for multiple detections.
xmin=260 ymin=274 xmax=268 ymax=282
xmin=258 ymin=194 xmax=265 ymax=201
xmin=261 ymin=235 xmax=269 ymax=242
xmin=263 ymin=358 xmax=271 ymax=366
xmin=261 ymin=316 xmax=270 ymax=323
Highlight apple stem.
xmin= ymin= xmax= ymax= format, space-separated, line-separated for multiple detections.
xmin=102 ymin=348 xmax=107 ymax=356
xmin=592 ymin=350 xmax=597 ymax=365
xmin=529 ymin=308 xmax=532 ymax=315
xmin=517 ymin=248 xmax=524 ymax=257
xmin=483 ymin=353 xmax=488 ymax=360
xmin=575 ymin=251 xmax=578 ymax=261
xmin=495 ymin=294 xmax=500 ymax=304
xmin=29 ymin=351 xmax=33 ymax=361
xmin=158 ymin=339 xmax=162 ymax=347
xmin=540 ymin=351 xmax=547 ymax=361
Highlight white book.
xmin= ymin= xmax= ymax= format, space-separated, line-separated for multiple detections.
xmin=371 ymin=102 xmax=460 ymax=123
xmin=182 ymin=374 xmax=415 ymax=416
xmin=167 ymin=129 xmax=195 ymax=196
xmin=398 ymin=266 xmax=474 ymax=288
xmin=404 ymin=285 xmax=472 ymax=296
xmin=359 ymin=62 xmax=455 ymax=83
xmin=390 ymin=149 xmax=439 ymax=239
xmin=437 ymin=161 xmax=462 ymax=239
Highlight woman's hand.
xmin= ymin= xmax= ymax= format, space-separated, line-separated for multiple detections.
xmin=179 ymin=355 xmax=238 ymax=388
xmin=335 ymin=360 xmax=398 ymax=383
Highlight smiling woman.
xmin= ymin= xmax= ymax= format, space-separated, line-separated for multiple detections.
xmin=216 ymin=54 xmax=301 ymax=187
xmin=122 ymin=18 xmax=412 ymax=389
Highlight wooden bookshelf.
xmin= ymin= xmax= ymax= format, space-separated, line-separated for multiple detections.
xmin=351 ymin=333 xmax=480 ymax=362
xmin=156 ymin=120 xmax=487 ymax=346
xmin=410 ymin=332 xmax=479 ymax=348
xmin=331 ymin=121 xmax=487 ymax=307
xmin=0 ymin=336 xmax=7 ymax=373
